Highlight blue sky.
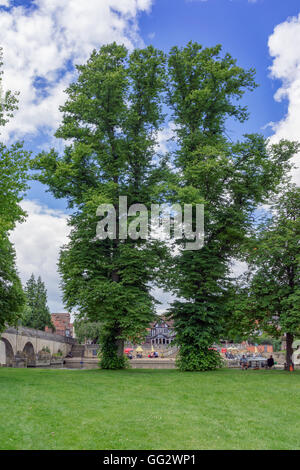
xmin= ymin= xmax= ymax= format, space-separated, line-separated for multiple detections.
xmin=1 ymin=0 xmax=300 ymax=311
xmin=141 ymin=0 xmax=293 ymax=133
xmin=17 ymin=0 xmax=300 ymax=207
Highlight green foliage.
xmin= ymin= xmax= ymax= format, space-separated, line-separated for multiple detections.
xmin=32 ymin=43 xmax=168 ymax=368
xmin=31 ymin=41 xmax=299 ymax=371
xmin=74 ymin=320 xmax=102 ymax=344
xmin=0 ymin=49 xmax=30 ymax=332
xmin=98 ymin=329 xmax=130 ymax=370
xmin=22 ymin=274 xmax=54 ymax=331
xmin=52 ymin=350 xmax=63 ymax=357
xmin=167 ymin=42 xmax=257 ymax=143
xmin=176 ymin=346 xmax=223 ymax=372
xmin=234 ymin=186 xmax=300 ymax=366
xmin=248 ymin=334 xmax=282 ymax=352
xmin=0 ymin=49 xmax=29 ymax=235
xmin=0 ymin=141 xmax=32 ymax=332
xmin=0 ymin=236 xmax=25 ymax=332
xmin=165 ymin=43 xmax=298 ymax=371
xmin=0 ymin=142 xmax=30 ymax=234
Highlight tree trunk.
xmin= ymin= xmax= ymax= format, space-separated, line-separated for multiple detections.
xmin=111 ymin=201 xmax=124 ymax=360
xmin=111 ymin=272 xmax=124 ymax=357
xmin=116 ymin=336 xmax=124 ymax=358
xmin=286 ymin=332 xmax=294 ymax=371
xmin=112 ymin=270 xmax=119 ymax=282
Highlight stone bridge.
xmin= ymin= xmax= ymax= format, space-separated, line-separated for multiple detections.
xmin=0 ymin=326 xmax=76 ymax=367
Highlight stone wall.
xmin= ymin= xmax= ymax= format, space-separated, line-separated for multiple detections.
xmin=0 ymin=340 xmax=5 ymax=365
xmin=64 ymin=357 xmax=177 ymax=370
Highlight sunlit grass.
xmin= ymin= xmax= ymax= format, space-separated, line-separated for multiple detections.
xmin=0 ymin=368 xmax=299 ymax=450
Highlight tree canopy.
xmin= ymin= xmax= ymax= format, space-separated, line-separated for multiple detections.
xmin=32 ymin=42 xmax=299 ymax=370
xmin=32 ymin=43 xmax=168 ymax=368
xmin=164 ymin=43 xmax=298 ymax=371
xmin=229 ymin=187 xmax=300 ymax=368
xmin=74 ymin=320 xmax=102 ymax=345
xmin=22 ymin=274 xmax=54 ymax=331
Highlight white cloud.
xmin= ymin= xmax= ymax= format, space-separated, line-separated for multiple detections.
xmin=151 ymin=287 xmax=176 ymax=315
xmin=230 ymin=260 xmax=247 ymax=278
xmin=268 ymin=14 xmax=300 ymax=185
xmin=0 ymin=0 xmax=153 ymax=142
xmin=155 ymin=121 xmax=176 ymax=154
xmin=10 ymin=200 xmax=70 ymax=312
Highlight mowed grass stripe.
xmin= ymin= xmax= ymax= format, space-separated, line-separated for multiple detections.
xmin=0 ymin=368 xmax=299 ymax=450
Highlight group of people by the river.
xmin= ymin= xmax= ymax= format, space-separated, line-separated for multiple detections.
xmin=240 ymin=355 xmax=275 ymax=370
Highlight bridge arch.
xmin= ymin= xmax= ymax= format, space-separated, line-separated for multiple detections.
xmin=0 ymin=338 xmax=14 ymax=366
xmin=23 ymin=342 xmax=36 ymax=366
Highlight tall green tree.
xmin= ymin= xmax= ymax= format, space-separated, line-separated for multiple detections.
xmin=32 ymin=41 xmax=298 ymax=371
xmin=22 ymin=274 xmax=54 ymax=331
xmin=166 ymin=43 xmax=298 ymax=371
xmin=231 ymin=187 xmax=300 ymax=369
xmin=32 ymin=43 xmax=167 ymax=368
xmin=0 ymin=47 xmax=30 ymax=333
xmin=0 ymin=237 xmax=25 ymax=332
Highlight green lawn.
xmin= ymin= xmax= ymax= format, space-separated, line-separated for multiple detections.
xmin=0 ymin=367 xmax=299 ymax=450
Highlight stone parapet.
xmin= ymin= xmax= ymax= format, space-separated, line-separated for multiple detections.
xmin=63 ymin=357 xmax=177 ymax=370
xmin=4 ymin=326 xmax=76 ymax=345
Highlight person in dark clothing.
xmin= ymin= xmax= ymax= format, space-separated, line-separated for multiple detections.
xmin=240 ymin=355 xmax=248 ymax=370
xmin=267 ymin=355 xmax=275 ymax=369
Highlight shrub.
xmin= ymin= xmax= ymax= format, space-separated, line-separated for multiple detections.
xmin=98 ymin=331 xmax=130 ymax=370
xmin=52 ymin=350 xmax=63 ymax=358
xmin=176 ymin=345 xmax=223 ymax=372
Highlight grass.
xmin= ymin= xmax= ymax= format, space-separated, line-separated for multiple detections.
xmin=0 ymin=367 xmax=300 ymax=450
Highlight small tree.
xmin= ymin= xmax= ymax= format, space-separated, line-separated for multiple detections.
xmin=22 ymin=274 xmax=54 ymax=331
xmin=232 ymin=187 xmax=300 ymax=369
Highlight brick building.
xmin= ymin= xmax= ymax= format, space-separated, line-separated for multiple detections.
xmin=46 ymin=313 xmax=74 ymax=338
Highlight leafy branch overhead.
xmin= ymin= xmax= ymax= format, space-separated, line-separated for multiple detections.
xmin=0 ymin=50 xmax=30 ymax=332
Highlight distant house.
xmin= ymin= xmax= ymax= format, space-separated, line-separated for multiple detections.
xmin=45 ymin=313 xmax=74 ymax=338
xmin=144 ymin=317 xmax=175 ymax=346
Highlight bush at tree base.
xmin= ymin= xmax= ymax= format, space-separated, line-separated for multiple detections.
xmin=176 ymin=346 xmax=223 ymax=372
